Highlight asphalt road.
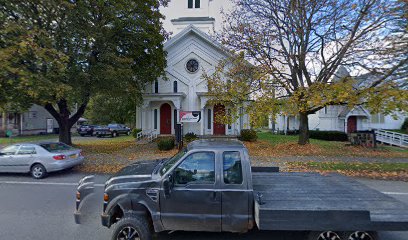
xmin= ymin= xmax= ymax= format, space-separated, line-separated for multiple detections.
xmin=0 ymin=171 xmax=407 ymax=240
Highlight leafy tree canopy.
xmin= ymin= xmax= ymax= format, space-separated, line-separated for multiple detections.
xmin=206 ymin=0 xmax=408 ymax=144
xmin=0 ymin=0 xmax=168 ymax=144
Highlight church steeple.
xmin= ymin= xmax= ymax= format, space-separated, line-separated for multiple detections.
xmin=160 ymin=0 xmax=232 ymax=35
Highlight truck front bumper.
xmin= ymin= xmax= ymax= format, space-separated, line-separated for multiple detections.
xmin=74 ymin=175 xmax=95 ymax=224
xmin=101 ymin=213 xmax=111 ymax=227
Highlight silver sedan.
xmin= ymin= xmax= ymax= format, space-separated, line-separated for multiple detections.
xmin=0 ymin=142 xmax=84 ymax=179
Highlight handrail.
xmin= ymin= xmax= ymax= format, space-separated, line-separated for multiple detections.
xmin=374 ymin=129 xmax=408 ymax=148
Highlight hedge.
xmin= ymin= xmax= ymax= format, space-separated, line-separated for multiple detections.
xmin=238 ymin=129 xmax=258 ymax=142
xmin=309 ymin=130 xmax=348 ymax=141
xmin=157 ymin=137 xmax=175 ymax=151
xmin=184 ymin=132 xmax=198 ymax=142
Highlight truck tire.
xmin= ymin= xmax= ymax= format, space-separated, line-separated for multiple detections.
xmin=31 ymin=163 xmax=47 ymax=179
xmin=308 ymin=231 xmax=341 ymax=240
xmin=112 ymin=131 xmax=117 ymax=138
xmin=111 ymin=215 xmax=151 ymax=240
xmin=343 ymin=231 xmax=378 ymax=240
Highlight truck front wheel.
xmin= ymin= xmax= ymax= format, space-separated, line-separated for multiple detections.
xmin=111 ymin=215 xmax=151 ymax=240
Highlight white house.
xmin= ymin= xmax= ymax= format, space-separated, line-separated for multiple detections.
xmin=135 ymin=0 xmax=250 ymax=136
xmin=272 ymin=69 xmax=406 ymax=133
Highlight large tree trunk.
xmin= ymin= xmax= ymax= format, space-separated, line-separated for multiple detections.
xmin=1 ymin=111 xmax=6 ymax=136
xmin=59 ymin=113 xmax=73 ymax=145
xmin=44 ymin=99 xmax=88 ymax=145
xmin=298 ymin=112 xmax=309 ymax=145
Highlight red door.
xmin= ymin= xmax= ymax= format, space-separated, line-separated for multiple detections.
xmin=347 ymin=116 xmax=357 ymax=133
xmin=160 ymin=103 xmax=171 ymax=134
xmin=213 ymin=104 xmax=226 ymax=135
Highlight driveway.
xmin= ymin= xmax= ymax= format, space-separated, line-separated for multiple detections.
xmin=0 ymin=171 xmax=407 ymax=240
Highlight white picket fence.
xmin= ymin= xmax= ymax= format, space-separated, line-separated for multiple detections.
xmin=375 ymin=129 xmax=408 ymax=148
xmin=136 ymin=129 xmax=158 ymax=142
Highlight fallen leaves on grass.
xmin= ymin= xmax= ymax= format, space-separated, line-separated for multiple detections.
xmin=245 ymin=141 xmax=323 ymax=157
xmin=286 ymin=161 xmax=408 ymax=181
xmin=75 ymin=141 xmax=178 ymax=174
xmin=244 ymin=140 xmax=408 ymax=158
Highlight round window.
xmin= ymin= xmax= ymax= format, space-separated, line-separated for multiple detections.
xmin=186 ymin=59 xmax=199 ymax=73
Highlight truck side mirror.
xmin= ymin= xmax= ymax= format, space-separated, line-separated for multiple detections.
xmin=163 ymin=180 xmax=171 ymax=198
xmin=163 ymin=174 xmax=174 ymax=198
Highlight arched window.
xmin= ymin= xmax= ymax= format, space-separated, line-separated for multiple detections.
xmin=154 ymin=80 xmax=158 ymax=93
xmin=173 ymin=81 xmax=178 ymax=93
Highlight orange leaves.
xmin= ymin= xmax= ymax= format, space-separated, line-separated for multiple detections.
xmin=245 ymin=141 xmax=323 ymax=157
xmin=286 ymin=162 xmax=408 ymax=181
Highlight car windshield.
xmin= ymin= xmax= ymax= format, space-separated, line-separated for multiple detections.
xmin=160 ymin=148 xmax=187 ymax=176
xmin=40 ymin=143 xmax=74 ymax=153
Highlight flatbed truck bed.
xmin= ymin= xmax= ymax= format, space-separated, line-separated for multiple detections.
xmin=253 ymin=172 xmax=408 ymax=231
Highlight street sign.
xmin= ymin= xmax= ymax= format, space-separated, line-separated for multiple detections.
xmin=5 ymin=130 xmax=12 ymax=137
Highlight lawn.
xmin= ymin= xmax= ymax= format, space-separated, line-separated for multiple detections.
xmin=247 ymin=132 xmax=408 ymax=158
xmin=0 ymin=134 xmax=59 ymax=145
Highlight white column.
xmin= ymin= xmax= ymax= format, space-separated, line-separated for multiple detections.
xmin=200 ymin=108 xmax=204 ymax=136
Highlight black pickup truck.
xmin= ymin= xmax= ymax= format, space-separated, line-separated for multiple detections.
xmin=75 ymin=139 xmax=408 ymax=240
xmin=94 ymin=124 xmax=131 ymax=137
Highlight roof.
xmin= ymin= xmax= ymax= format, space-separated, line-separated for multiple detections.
xmin=187 ymin=139 xmax=245 ymax=150
xmin=171 ymin=17 xmax=215 ymax=23
xmin=163 ymin=24 xmax=231 ymax=55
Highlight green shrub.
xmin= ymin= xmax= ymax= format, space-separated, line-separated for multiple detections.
xmin=157 ymin=137 xmax=175 ymax=151
xmin=309 ymin=130 xmax=348 ymax=141
xmin=184 ymin=132 xmax=198 ymax=142
xmin=402 ymin=118 xmax=408 ymax=133
xmin=238 ymin=129 xmax=258 ymax=142
xmin=131 ymin=128 xmax=142 ymax=138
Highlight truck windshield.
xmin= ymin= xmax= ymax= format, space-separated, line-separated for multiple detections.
xmin=160 ymin=148 xmax=187 ymax=176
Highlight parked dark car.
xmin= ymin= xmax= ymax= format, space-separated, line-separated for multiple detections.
xmin=75 ymin=139 xmax=408 ymax=240
xmin=94 ymin=124 xmax=131 ymax=138
xmin=77 ymin=125 xmax=98 ymax=136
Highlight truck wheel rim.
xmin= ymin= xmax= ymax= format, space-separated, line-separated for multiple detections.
xmin=32 ymin=167 xmax=43 ymax=178
xmin=117 ymin=226 xmax=140 ymax=240
xmin=348 ymin=231 xmax=373 ymax=240
xmin=317 ymin=231 xmax=340 ymax=240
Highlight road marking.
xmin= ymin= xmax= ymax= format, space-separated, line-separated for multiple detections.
xmin=382 ymin=192 xmax=408 ymax=196
xmin=0 ymin=181 xmax=104 ymax=187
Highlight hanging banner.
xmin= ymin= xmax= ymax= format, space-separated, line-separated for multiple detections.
xmin=180 ymin=111 xmax=201 ymax=123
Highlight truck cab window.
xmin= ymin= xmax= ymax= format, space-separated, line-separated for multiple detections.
xmin=223 ymin=151 xmax=243 ymax=184
xmin=174 ymin=152 xmax=215 ymax=185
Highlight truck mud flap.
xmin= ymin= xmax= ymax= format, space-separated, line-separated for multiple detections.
xmin=74 ymin=175 xmax=95 ymax=224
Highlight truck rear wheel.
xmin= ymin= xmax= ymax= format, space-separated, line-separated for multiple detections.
xmin=308 ymin=231 xmax=341 ymax=240
xmin=345 ymin=231 xmax=378 ymax=240
xmin=111 ymin=215 xmax=151 ymax=240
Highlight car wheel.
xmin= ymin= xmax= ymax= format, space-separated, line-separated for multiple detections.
xmin=112 ymin=131 xmax=117 ymax=138
xmin=111 ymin=215 xmax=151 ymax=240
xmin=97 ymin=134 xmax=101 ymax=138
xmin=127 ymin=131 xmax=131 ymax=136
xmin=80 ymin=134 xmax=85 ymax=137
xmin=31 ymin=164 xmax=47 ymax=179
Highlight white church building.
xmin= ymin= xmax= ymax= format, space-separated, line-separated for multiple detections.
xmin=135 ymin=0 xmax=250 ymax=136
